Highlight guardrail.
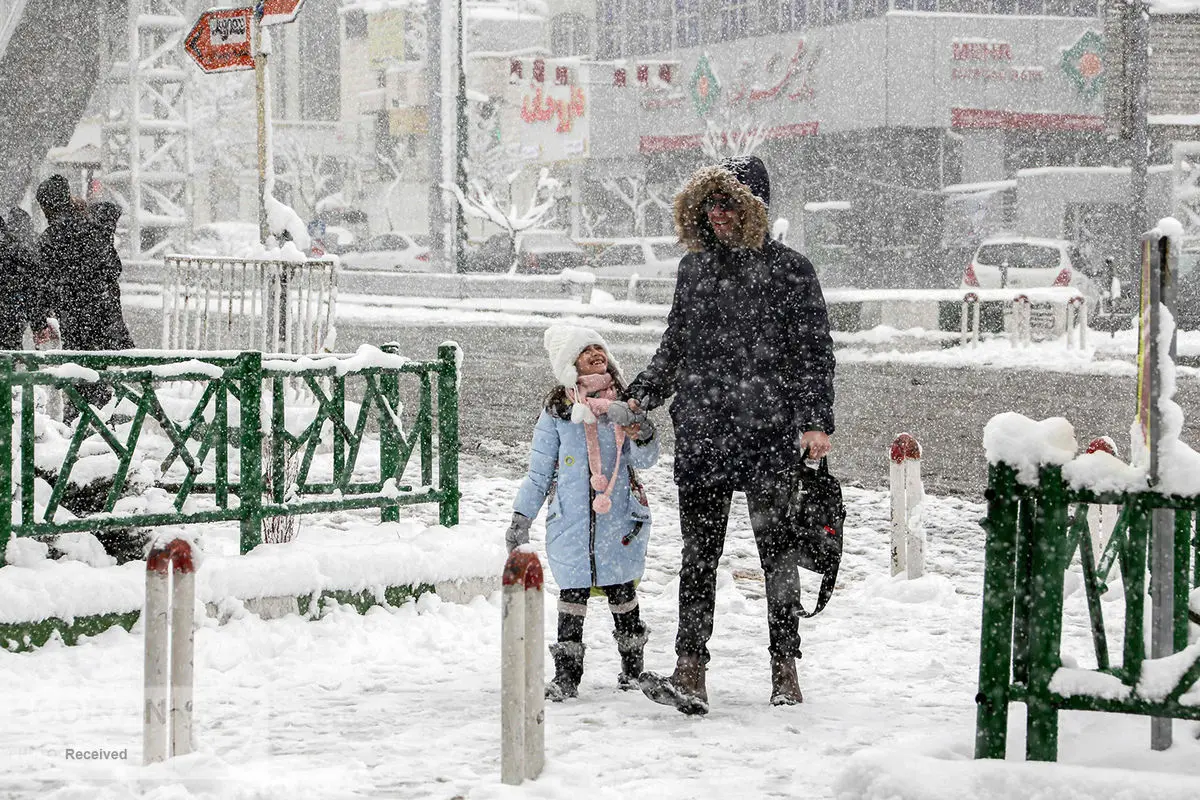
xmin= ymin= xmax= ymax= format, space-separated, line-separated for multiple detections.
xmin=0 ymin=344 xmax=460 ymax=566
xmin=160 ymin=255 xmax=338 ymax=354
xmin=975 ymin=456 xmax=1200 ymax=762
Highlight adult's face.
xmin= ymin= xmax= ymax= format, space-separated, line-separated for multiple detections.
xmin=704 ymin=193 xmax=742 ymax=244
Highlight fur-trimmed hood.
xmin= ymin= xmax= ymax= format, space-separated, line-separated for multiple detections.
xmin=673 ymin=158 xmax=771 ymax=253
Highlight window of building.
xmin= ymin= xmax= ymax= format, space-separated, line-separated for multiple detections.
xmin=551 ymin=13 xmax=591 ymax=56
xmin=597 ymin=0 xmax=627 ymax=58
xmin=675 ymin=0 xmax=701 ymax=47
xmin=1017 ymin=0 xmax=1044 ymax=13
xmin=718 ymin=0 xmax=751 ymax=41
xmin=640 ymin=0 xmax=671 ymax=53
xmin=778 ymin=0 xmax=808 ymax=30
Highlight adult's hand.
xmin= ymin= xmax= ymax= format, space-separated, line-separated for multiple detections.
xmin=626 ymin=398 xmax=641 ymax=413
xmin=799 ymin=430 xmax=832 ymax=460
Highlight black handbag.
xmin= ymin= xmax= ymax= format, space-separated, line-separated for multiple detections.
xmin=785 ymin=457 xmax=846 ymax=617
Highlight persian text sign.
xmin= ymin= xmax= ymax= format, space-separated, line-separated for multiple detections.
xmin=185 ymin=8 xmax=254 ymax=73
xmin=259 ymin=0 xmax=305 ymax=26
xmin=509 ymin=72 xmax=589 ymax=163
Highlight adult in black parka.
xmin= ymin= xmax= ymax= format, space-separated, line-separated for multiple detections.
xmin=34 ymin=174 xmax=134 ymax=352
xmin=627 ymin=156 xmax=836 ymax=715
xmin=0 ymin=207 xmax=46 ymax=349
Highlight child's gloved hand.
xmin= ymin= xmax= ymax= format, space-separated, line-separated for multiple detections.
xmin=606 ymin=401 xmax=647 ymax=427
xmin=505 ymin=512 xmax=532 ymax=553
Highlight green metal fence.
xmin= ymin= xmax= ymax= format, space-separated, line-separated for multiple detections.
xmin=0 ymin=344 xmax=460 ymax=566
xmin=975 ymin=462 xmax=1200 ymax=762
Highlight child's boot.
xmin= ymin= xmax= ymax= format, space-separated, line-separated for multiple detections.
xmin=614 ymin=626 xmax=649 ymax=690
xmin=545 ymin=641 xmax=585 ymax=701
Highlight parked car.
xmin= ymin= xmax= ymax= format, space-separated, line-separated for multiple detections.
xmin=590 ymin=237 xmax=686 ymax=279
xmin=338 ymin=232 xmax=431 ymax=271
xmin=515 ymin=230 xmax=589 ymax=274
xmin=961 ymin=235 xmax=1099 ymax=302
xmin=188 ymin=221 xmax=261 ymax=257
xmin=462 ymin=234 xmax=515 ymax=273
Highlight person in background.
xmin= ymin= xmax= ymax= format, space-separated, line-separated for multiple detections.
xmin=507 ymin=324 xmax=659 ymax=701
xmin=627 ymin=156 xmax=836 ymax=715
xmin=34 ymin=174 xmax=135 ymax=414
xmin=0 ymin=208 xmax=44 ymax=349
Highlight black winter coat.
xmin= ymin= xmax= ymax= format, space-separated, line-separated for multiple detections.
xmin=628 ymin=162 xmax=835 ymax=489
xmin=38 ymin=205 xmax=134 ymax=351
xmin=0 ymin=227 xmax=44 ymax=349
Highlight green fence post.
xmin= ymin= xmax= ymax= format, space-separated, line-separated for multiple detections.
xmin=1011 ymin=497 xmax=1036 ymax=687
xmin=1122 ymin=502 xmax=1150 ymax=684
xmin=379 ymin=343 xmax=401 ymax=524
xmin=437 ymin=344 xmax=459 ymax=527
xmin=1175 ymin=511 xmax=1192 ymax=653
xmin=0 ymin=357 xmax=12 ymax=566
xmin=20 ymin=379 xmax=34 ymax=528
xmin=1025 ymin=466 xmax=1069 ymax=762
xmin=975 ymin=462 xmax=1020 ymax=760
xmin=239 ymin=352 xmax=264 ymax=554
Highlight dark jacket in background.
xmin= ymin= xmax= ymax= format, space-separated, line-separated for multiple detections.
xmin=0 ymin=208 xmax=45 ymax=349
xmin=36 ymin=177 xmax=134 ymax=351
xmin=627 ymin=157 xmax=835 ymax=489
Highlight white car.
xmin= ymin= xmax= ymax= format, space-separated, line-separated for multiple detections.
xmin=590 ymin=237 xmax=686 ymax=279
xmin=961 ymin=236 xmax=1097 ymax=300
xmin=338 ymin=232 xmax=431 ymax=271
xmin=188 ymin=221 xmax=262 ymax=257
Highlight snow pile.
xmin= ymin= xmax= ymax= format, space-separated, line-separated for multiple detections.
xmin=835 ymin=749 xmax=1200 ymax=800
xmin=1135 ymin=642 xmax=1200 ymax=703
xmin=982 ymin=413 xmax=1077 ymax=484
xmin=1062 ymin=450 xmax=1147 ymax=494
xmin=0 ymin=518 xmax=504 ymax=624
xmin=1049 ymin=667 xmax=1131 ymax=701
xmin=1141 ymin=303 xmax=1200 ymax=496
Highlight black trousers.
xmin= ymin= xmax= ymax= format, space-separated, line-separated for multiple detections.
xmin=557 ymin=581 xmax=644 ymax=643
xmin=675 ymin=475 xmax=803 ymax=664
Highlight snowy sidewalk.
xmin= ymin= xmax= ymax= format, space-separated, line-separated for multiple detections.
xmin=1 ymin=448 xmax=1199 ymax=798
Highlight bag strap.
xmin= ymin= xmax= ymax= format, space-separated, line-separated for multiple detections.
xmin=797 ymin=563 xmax=838 ymax=618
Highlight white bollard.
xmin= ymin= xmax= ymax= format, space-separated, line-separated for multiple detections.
xmin=144 ymin=539 xmax=196 ymax=765
xmin=890 ymin=433 xmax=925 ymax=579
xmin=1067 ymin=297 xmax=1088 ymax=350
xmin=1085 ymin=437 xmax=1120 ymax=563
xmin=1012 ymin=294 xmax=1031 ymax=348
xmin=501 ymin=548 xmax=545 ymax=785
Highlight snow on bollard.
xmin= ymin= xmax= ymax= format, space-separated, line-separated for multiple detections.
xmin=144 ymin=538 xmax=196 ymax=765
xmin=1067 ymin=296 xmax=1088 ymax=350
xmin=1085 ymin=437 xmax=1120 ymax=563
xmin=501 ymin=547 xmax=545 ymax=785
xmin=890 ymin=433 xmax=925 ymax=579
xmin=1012 ymin=294 xmax=1032 ymax=348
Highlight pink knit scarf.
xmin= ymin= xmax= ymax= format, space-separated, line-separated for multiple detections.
xmin=569 ymin=372 xmax=625 ymax=514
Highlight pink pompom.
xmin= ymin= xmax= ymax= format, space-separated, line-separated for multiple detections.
xmin=592 ymin=495 xmax=612 ymax=514
xmin=591 ymin=474 xmax=608 ymax=492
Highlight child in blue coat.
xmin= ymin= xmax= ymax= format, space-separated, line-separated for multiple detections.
xmin=507 ymin=324 xmax=660 ymax=700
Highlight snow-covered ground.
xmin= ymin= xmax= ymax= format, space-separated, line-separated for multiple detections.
xmin=2 ymin=445 xmax=1199 ymax=799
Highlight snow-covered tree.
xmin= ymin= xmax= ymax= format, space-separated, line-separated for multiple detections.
xmin=273 ymin=131 xmax=345 ymax=220
xmin=444 ymin=167 xmax=561 ymax=271
xmin=600 ymin=174 xmax=673 ymax=237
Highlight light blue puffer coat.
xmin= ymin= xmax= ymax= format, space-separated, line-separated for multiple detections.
xmin=513 ymin=409 xmax=659 ymax=590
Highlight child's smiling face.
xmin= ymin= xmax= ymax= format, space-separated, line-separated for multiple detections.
xmin=575 ymin=344 xmax=608 ymax=377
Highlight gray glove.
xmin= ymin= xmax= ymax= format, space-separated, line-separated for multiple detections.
xmin=505 ymin=512 xmax=531 ymax=553
xmin=631 ymin=417 xmax=656 ymax=442
xmin=606 ymin=401 xmax=647 ymax=427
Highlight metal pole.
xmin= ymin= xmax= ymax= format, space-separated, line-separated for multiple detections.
xmin=455 ymin=0 xmax=468 ymax=272
xmin=254 ymin=10 xmax=270 ymax=245
xmin=1150 ymin=235 xmax=1176 ymax=751
xmin=427 ymin=0 xmax=445 ymax=271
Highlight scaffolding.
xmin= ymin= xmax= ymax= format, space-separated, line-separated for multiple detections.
xmin=102 ymin=0 xmax=193 ymax=265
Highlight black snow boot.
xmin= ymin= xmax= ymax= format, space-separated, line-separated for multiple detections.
xmin=545 ymin=641 xmax=585 ymax=702
xmin=614 ymin=627 xmax=649 ymax=690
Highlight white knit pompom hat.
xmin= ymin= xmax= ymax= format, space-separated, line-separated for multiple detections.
xmin=543 ymin=324 xmax=622 ymax=388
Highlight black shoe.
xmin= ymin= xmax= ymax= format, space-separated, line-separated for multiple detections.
xmin=546 ymin=641 xmax=584 ymax=702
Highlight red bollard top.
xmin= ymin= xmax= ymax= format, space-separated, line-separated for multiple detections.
xmin=890 ymin=433 xmax=922 ymax=464
xmin=963 ymin=292 xmax=979 ymax=304
xmin=146 ymin=538 xmax=195 ymax=575
xmin=1086 ymin=437 xmax=1117 ymax=457
xmin=1013 ymin=294 xmax=1029 ymax=305
xmin=502 ymin=549 xmax=544 ymax=590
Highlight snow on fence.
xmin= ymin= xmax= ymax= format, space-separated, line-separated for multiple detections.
xmin=889 ymin=433 xmax=925 ymax=579
xmin=161 ymin=256 xmax=338 ymax=354
xmin=501 ymin=548 xmax=545 ymax=785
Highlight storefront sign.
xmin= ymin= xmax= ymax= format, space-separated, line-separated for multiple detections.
xmin=1060 ymin=30 xmax=1105 ymax=99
